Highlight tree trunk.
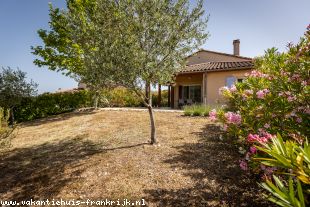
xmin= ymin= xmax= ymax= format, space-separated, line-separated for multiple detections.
xmin=158 ymin=84 xmax=161 ymax=107
xmin=147 ymin=105 xmax=157 ymax=144
xmin=145 ymin=81 xmax=150 ymax=104
xmin=168 ymin=85 xmax=171 ymax=107
xmin=94 ymin=91 xmax=99 ymax=110
xmin=147 ymin=92 xmax=157 ymax=144
xmin=144 ymin=82 xmax=157 ymax=144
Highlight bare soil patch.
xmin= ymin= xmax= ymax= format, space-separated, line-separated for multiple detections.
xmin=0 ymin=110 xmax=270 ymax=206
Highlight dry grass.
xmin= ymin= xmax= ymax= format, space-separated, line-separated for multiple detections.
xmin=0 ymin=110 xmax=270 ymax=206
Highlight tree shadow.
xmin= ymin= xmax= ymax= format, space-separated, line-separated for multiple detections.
xmin=19 ymin=110 xmax=97 ymax=127
xmin=144 ymin=124 xmax=272 ymax=207
xmin=0 ymin=135 xmax=105 ymax=202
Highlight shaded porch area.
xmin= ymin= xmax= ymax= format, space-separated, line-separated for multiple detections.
xmin=166 ymin=72 xmax=206 ymax=109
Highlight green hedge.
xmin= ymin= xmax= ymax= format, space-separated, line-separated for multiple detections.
xmin=13 ymin=88 xmax=169 ymax=122
xmin=100 ymin=87 xmax=168 ymax=107
xmin=14 ymin=90 xmax=93 ymax=122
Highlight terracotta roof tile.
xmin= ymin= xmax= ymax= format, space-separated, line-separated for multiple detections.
xmin=178 ymin=60 xmax=254 ymax=73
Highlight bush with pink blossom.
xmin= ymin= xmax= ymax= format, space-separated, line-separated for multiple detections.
xmin=211 ymin=26 xmax=310 ymax=206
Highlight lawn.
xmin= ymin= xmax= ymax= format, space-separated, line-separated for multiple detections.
xmin=0 ymin=110 xmax=269 ymax=206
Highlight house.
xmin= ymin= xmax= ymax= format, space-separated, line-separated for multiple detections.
xmin=167 ymin=39 xmax=254 ymax=108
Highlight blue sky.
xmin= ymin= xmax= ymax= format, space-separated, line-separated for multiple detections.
xmin=0 ymin=0 xmax=309 ymax=93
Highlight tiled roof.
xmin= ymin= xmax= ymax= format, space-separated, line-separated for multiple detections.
xmin=179 ymin=61 xmax=254 ymax=73
xmin=186 ymin=49 xmax=252 ymax=60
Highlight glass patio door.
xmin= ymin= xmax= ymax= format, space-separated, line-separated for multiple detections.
xmin=179 ymin=85 xmax=201 ymax=104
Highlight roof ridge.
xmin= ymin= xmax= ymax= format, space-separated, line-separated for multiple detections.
xmin=186 ymin=60 xmax=253 ymax=67
xmin=186 ymin=49 xmax=253 ymax=60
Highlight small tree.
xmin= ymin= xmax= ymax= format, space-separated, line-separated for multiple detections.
xmin=107 ymin=0 xmax=209 ymax=144
xmin=32 ymin=0 xmax=209 ymax=144
xmin=31 ymin=0 xmax=120 ymax=109
xmin=0 ymin=67 xmax=38 ymax=124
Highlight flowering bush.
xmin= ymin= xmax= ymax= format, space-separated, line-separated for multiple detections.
xmin=211 ymin=25 xmax=310 ymax=206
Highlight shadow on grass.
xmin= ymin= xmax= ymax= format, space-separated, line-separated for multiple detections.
xmin=104 ymin=142 xmax=150 ymax=151
xmin=19 ymin=110 xmax=97 ymax=127
xmin=0 ymin=136 xmax=105 ymax=201
xmin=144 ymin=124 xmax=272 ymax=207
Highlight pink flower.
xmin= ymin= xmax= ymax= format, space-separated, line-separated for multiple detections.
xmin=249 ymin=70 xmax=268 ymax=78
xmin=244 ymin=89 xmax=253 ymax=95
xmin=247 ymin=133 xmax=274 ymax=144
xmin=247 ymin=134 xmax=260 ymax=142
xmin=301 ymin=81 xmax=307 ymax=86
xmin=239 ymin=160 xmax=248 ymax=171
xmin=250 ymin=146 xmax=257 ymax=154
xmin=224 ymin=112 xmax=242 ymax=125
xmin=230 ymin=85 xmax=237 ymax=92
xmin=209 ymin=109 xmax=217 ymax=121
xmin=296 ymin=117 xmax=302 ymax=123
xmin=256 ymin=89 xmax=268 ymax=99
xmin=264 ymin=123 xmax=270 ymax=129
xmin=287 ymin=95 xmax=297 ymax=102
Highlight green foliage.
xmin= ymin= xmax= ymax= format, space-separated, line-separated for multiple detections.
xmin=258 ymin=137 xmax=309 ymax=207
xmin=0 ymin=67 xmax=38 ymax=109
xmin=183 ymin=104 xmax=212 ymax=116
xmin=255 ymin=134 xmax=310 ymax=185
xmin=152 ymin=90 xmax=169 ymax=107
xmin=100 ymin=88 xmax=143 ymax=107
xmin=216 ymin=26 xmax=309 ymax=143
xmin=0 ymin=107 xmax=12 ymax=148
xmin=13 ymin=88 xmax=169 ymax=122
xmin=212 ymin=26 xmax=310 ymax=206
xmin=32 ymin=0 xmax=209 ymax=143
xmin=32 ymin=0 xmax=209 ymax=102
xmin=261 ymin=175 xmax=306 ymax=207
xmin=14 ymin=90 xmax=93 ymax=122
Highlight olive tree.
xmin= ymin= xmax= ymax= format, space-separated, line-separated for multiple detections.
xmin=32 ymin=0 xmax=209 ymax=144
xmin=0 ymin=67 xmax=38 ymax=124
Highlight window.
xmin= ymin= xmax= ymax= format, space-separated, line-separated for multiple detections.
xmin=226 ymin=76 xmax=236 ymax=88
xmin=189 ymin=85 xmax=201 ymax=103
xmin=237 ymin=78 xmax=244 ymax=83
xmin=180 ymin=85 xmax=201 ymax=103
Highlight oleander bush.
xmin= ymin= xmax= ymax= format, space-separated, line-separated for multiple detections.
xmin=210 ymin=26 xmax=310 ymax=206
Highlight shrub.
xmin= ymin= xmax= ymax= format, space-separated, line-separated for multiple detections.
xmin=183 ymin=104 xmax=212 ymax=116
xmin=211 ymin=26 xmax=310 ymax=206
xmin=14 ymin=87 xmax=169 ymax=122
xmin=0 ymin=107 xmax=12 ymax=148
xmin=14 ymin=90 xmax=93 ymax=122
xmin=152 ymin=90 xmax=169 ymax=107
xmin=100 ymin=87 xmax=143 ymax=107
xmin=256 ymin=134 xmax=309 ymax=207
